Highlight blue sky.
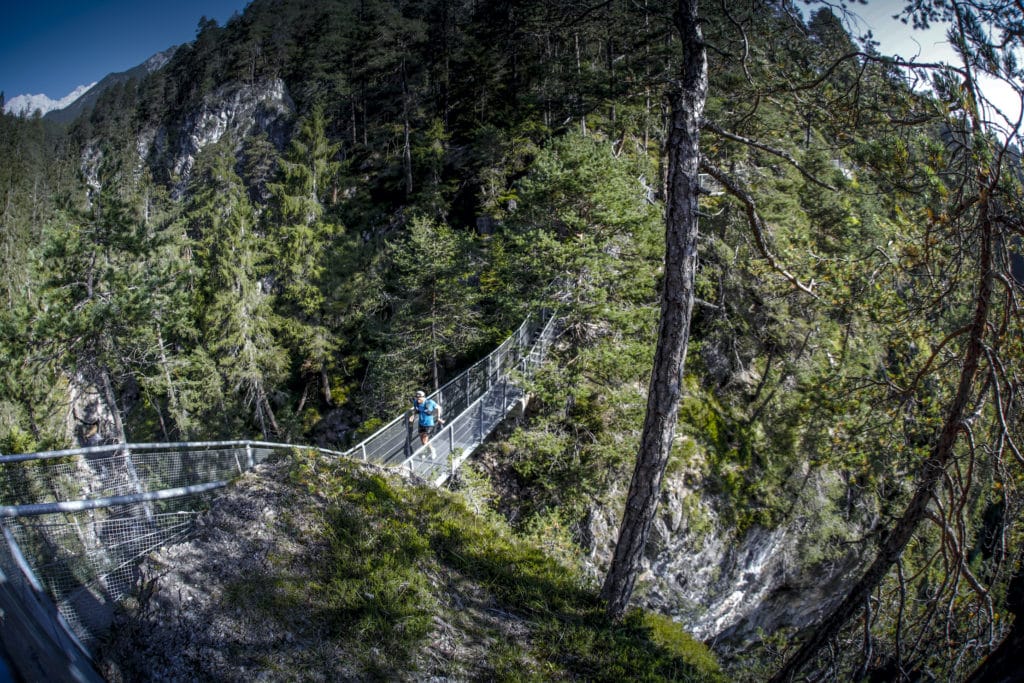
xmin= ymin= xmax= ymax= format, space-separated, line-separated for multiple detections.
xmin=0 ymin=0 xmax=251 ymax=99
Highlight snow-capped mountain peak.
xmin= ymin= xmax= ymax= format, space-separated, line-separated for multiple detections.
xmin=4 ymin=83 xmax=96 ymax=118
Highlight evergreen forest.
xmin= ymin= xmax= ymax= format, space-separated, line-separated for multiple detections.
xmin=1 ymin=0 xmax=1022 ymax=679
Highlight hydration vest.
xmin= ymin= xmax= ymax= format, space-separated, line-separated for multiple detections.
xmin=413 ymin=398 xmax=438 ymax=427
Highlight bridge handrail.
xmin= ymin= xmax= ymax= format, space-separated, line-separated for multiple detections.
xmin=0 ymin=309 xmax=556 ymax=516
xmin=0 ymin=440 xmax=346 ymax=465
xmin=341 ymin=309 xmax=550 ymax=466
xmin=397 ymin=311 xmax=560 ymax=486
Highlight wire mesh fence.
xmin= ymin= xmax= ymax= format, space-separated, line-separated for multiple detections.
xmin=4 ymin=508 xmax=201 ymax=648
xmin=400 ymin=313 xmax=559 ymax=485
xmin=0 ymin=309 xmax=559 ymax=658
xmin=0 ymin=526 xmax=103 ymax=681
xmin=0 ymin=442 xmax=281 ymax=510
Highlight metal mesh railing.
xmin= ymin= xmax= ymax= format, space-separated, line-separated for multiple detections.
xmin=4 ymin=510 xmax=199 ymax=643
xmin=0 ymin=439 xmax=288 ymax=654
xmin=0 ymin=526 xmax=103 ymax=681
xmin=0 ymin=442 xmax=281 ymax=511
xmin=0 ymin=309 xmax=559 ymax=658
xmin=399 ymin=313 xmax=560 ymax=485
xmin=343 ymin=310 xmax=554 ymax=467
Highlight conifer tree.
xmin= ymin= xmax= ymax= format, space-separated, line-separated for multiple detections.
xmin=41 ymin=160 xmax=160 ymax=445
xmin=601 ymin=0 xmax=706 ymax=621
xmin=186 ymin=140 xmax=286 ymax=438
xmin=361 ymin=215 xmax=482 ymax=415
xmin=772 ymin=1 xmax=1024 ymax=677
xmin=126 ymin=173 xmax=198 ymax=441
xmin=266 ymin=104 xmax=342 ymax=411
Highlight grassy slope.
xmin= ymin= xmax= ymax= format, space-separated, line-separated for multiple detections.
xmin=98 ymin=450 xmax=722 ymax=681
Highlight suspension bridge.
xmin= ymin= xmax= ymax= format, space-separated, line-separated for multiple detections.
xmin=0 ymin=310 xmax=559 ymax=681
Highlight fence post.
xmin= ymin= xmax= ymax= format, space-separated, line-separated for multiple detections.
xmin=246 ymin=443 xmax=254 ymax=469
xmin=477 ymin=401 xmax=484 ymax=443
xmin=361 ymin=443 xmax=367 ymax=462
xmin=119 ymin=446 xmax=155 ymax=523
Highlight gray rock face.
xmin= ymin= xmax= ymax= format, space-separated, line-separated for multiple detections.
xmin=582 ymin=467 xmax=867 ymax=650
xmin=97 ymin=460 xmax=361 ymax=682
xmin=79 ymin=78 xmax=293 ymax=201
xmin=163 ymin=78 xmax=294 ymax=194
xmin=66 ymin=371 xmax=118 ymax=447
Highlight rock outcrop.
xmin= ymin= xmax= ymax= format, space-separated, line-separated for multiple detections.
xmin=158 ymin=78 xmax=294 ymax=194
xmin=581 ymin=466 xmax=871 ymax=653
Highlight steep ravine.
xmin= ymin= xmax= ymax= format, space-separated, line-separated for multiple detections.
xmin=576 ymin=466 xmax=872 ymax=655
xmin=68 ymin=68 xmax=875 ymax=667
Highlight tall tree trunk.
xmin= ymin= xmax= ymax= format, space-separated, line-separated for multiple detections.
xmin=643 ymin=0 xmax=651 ymax=155
xmin=351 ymin=99 xmax=358 ymax=146
xmin=600 ymin=0 xmax=706 ymax=621
xmin=22 ymin=389 xmax=41 ymax=440
xmin=440 ymin=0 xmax=451 ymax=129
xmin=296 ymin=380 xmax=310 ymax=416
xmin=102 ymin=366 xmax=155 ymax=521
xmin=157 ymin=326 xmax=186 ymax=439
xmin=771 ymin=187 xmax=995 ymax=682
xmin=320 ymin=367 xmax=334 ymax=406
xmin=2 ymin=190 xmax=14 ymax=308
xmin=256 ymin=383 xmax=280 ymax=439
xmin=402 ymin=58 xmax=414 ymax=197
xmin=607 ymin=38 xmax=616 ymax=125
xmin=361 ymin=84 xmax=368 ymax=147
xmin=404 ymin=115 xmax=413 ymax=196
xmin=431 ymin=288 xmax=439 ymax=391
xmin=100 ymin=367 xmax=127 ymax=445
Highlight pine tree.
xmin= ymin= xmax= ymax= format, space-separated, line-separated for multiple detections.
xmin=40 ymin=160 xmax=159 ymax=445
xmin=186 ymin=140 xmax=286 ymax=438
xmin=126 ymin=173 xmax=198 ymax=441
xmin=362 ymin=215 xmax=483 ymax=415
xmin=266 ymin=104 xmax=343 ymax=414
xmin=601 ymin=0 xmax=707 ymax=620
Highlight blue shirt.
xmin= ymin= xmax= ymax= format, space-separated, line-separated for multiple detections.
xmin=413 ymin=399 xmax=439 ymax=427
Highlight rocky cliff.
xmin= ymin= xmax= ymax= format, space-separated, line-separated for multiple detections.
xmin=579 ymin=465 xmax=874 ymax=655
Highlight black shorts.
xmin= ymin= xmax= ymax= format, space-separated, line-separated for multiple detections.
xmin=418 ymin=424 xmax=436 ymax=436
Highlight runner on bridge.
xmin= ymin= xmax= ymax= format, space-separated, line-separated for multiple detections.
xmin=409 ymin=390 xmax=443 ymax=455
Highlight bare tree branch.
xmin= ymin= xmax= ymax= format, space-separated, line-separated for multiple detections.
xmin=703 ymin=120 xmax=839 ymax=191
xmin=699 ymin=157 xmax=820 ymax=298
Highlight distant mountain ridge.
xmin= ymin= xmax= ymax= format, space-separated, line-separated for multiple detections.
xmin=2 ymin=47 xmax=178 ymax=123
xmin=44 ymin=46 xmax=179 ymax=124
xmin=3 ymin=84 xmax=96 ymax=118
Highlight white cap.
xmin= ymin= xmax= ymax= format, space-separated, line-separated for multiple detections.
xmin=415 ymin=390 xmax=426 ymax=398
